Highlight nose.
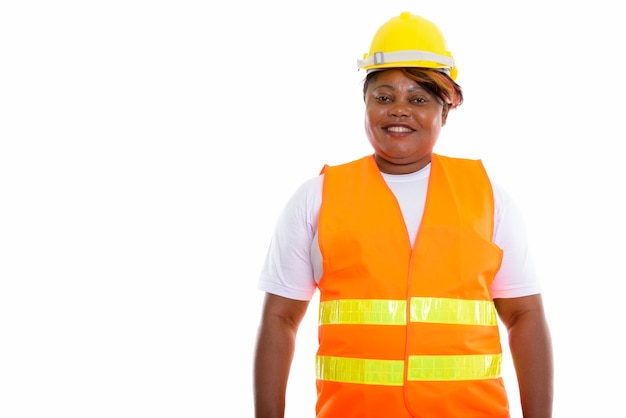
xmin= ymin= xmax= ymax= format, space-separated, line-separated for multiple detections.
xmin=389 ymin=102 xmax=410 ymax=118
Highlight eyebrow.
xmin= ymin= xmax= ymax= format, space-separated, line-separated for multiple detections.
xmin=373 ymin=84 xmax=424 ymax=92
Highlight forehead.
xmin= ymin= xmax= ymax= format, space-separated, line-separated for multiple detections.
xmin=368 ymin=69 xmax=422 ymax=90
xmin=370 ymin=69 xmax=418 ymax=86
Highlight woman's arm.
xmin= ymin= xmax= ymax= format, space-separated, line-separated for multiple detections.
xmin=495 ymin=294 xmax=554 ymax=418
xmin=254 ymin=293 xmax=310 ymax=418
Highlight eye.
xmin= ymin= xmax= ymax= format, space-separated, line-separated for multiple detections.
xmin=375 ymin=94 xmax=392 ymax=103
xmin=410 ymin=96 xmax=428 ymax=104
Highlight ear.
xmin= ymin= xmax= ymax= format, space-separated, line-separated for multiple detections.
xmin=441 ymin=104 xmax=450 ymax=126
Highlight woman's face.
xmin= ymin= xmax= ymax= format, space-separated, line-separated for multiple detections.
xmin=364 ymin=69 xmax=449 ymax=174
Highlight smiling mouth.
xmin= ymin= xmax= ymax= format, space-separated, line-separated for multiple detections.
xmin=385 ymin=126 xmax=414 ymax=133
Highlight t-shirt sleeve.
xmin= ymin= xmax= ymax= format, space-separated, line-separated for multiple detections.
xmin=257 ymin=176 xmax=322 ymax=301
xmin=490 ymin=184 xmax=543 ymax=299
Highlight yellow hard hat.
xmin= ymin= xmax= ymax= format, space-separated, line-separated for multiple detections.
xmin=357 ymin=11 xmax=457 ymax=80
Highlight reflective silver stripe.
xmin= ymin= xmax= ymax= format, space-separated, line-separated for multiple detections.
xmin=319 ymin=297 xmax=496 ymax=326
xmin=319 ymin=299 xmax=405 ymax=325
xmin=316 ymin=355 xmax=404 ymax=386
xmin=410 ymin=297 xmax=497 ymax=326
xmin=316 ymin=354 xmax=502 ymax=385
xmin=357 ymin=49 xmax=455 ymax=69
xmin=407 ymin=354 xmax=502 ymax=381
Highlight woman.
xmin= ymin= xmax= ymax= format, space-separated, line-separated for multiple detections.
xmin=254 ymin=12 xmax=553 ymax=418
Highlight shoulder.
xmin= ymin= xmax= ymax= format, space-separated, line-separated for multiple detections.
xmin=433 ymin=153 xmax=485 ymax=168
xmin=290 ymin=174 xmax=324 ymax=204
xmin=490 ymin=181 xmax=520 ymax=222
xmin=321 ymin=155 xmax=375 ymax=176
xmin=280 ymin=174 xmax=324 ymax=226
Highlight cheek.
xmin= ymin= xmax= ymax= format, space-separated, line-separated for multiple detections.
xmin=364 ymin=114 xmax=376 ymax=142
xmin=364 ymin=107 xmax=379 ymax=131
xmin=419 ymin=111 xmax=444 ymax=129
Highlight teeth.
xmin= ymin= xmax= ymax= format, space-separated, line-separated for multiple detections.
xmin=387 ymin=126 xmax=412 ymax=132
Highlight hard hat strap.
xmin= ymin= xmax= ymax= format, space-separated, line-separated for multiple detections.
xmin=357 ymin=50 xmax=455 ymax=70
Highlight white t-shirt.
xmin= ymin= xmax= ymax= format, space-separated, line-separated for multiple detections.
xmin=258 ymin=162 xmax=541 ymax=301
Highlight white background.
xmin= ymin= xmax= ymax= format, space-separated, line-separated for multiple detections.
xmin=1 ymin=0 xmax=624 ymax=417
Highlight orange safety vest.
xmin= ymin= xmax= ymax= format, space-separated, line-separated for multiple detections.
xmin=316 ymin=154 xmax=508 ymax=418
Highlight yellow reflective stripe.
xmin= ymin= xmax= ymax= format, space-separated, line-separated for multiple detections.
xmin=319 ymin=298 xmax=496 ymax=326
xmin=319 ymin=299 xmax=406 ymax=325
xmin=316 ymin=354 xmax=501 ymax=385
xmin=316 ymin=355 xmax=404 ymax=386
xmin=407 ymin=354 xmax=502 ymax=381
xmin=410 ymin=297 xmax=497 ymax=326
